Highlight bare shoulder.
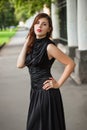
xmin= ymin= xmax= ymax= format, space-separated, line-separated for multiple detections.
xmin=47 ymin=43 xmax=61 ymax=60
xmin=47 ymin=43 xmax=75 ymax=65
xmin=47 ymin=43 xmax=61 ymax=54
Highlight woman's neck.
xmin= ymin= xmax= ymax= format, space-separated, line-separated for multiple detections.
xmin=36 ymin=35 xmax=46 ymax=39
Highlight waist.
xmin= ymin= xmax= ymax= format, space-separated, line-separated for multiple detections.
xmin=29 ymin=66 xmax=52 ymax=89
xmin=29 ymin=66 xmax=51 ymax=78
xmin=31 ymin=75 xmax=52 ymax=89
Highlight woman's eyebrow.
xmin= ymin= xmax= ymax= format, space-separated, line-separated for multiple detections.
xmin=41 ymin=21 xmax=48 ymax=24
xmin=38 ymin=20 xmax=47 ymax=23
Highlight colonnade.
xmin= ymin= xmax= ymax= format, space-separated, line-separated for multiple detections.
xmin=51 ymin=0 xmax=87 ymax=84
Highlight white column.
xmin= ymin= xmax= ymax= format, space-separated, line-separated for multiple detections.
xmin=67 ymin=0 xmax=78 ymax=47
xmin=78 ymin=0 xmax=87 ymax=50
xmin=43 ymin=4 xmax=50 ymax=16
xmin=51 ymin=2 xmax=60 ymax=39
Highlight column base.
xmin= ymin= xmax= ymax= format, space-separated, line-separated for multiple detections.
xmin=68 ymin=46 xmax=77 ymax=60
xmin=71 ymin=72 xmax=81 ymax=84
xmin=71 ymin=49 xmax=87 ymax=84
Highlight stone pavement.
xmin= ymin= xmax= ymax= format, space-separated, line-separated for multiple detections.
xmin=0 ymin=29 xmax=87 ymax=130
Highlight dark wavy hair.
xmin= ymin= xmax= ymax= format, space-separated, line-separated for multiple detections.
xmin=26 ymin=13 xmax=53 ymax=53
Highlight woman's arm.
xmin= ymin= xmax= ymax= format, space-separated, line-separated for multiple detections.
xmin=43 ymin=44 xmax=76 ymax=90
xmin=17 ymin=37 xmax=29 ymax=68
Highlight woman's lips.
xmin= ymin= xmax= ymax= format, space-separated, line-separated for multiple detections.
xmin=37 ymin=29 xmax=42 ymax=32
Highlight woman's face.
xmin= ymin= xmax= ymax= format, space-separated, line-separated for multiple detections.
xmin=34 ymin=18 xmax=51 ymax=39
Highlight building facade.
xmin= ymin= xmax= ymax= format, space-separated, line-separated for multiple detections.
xmin=51 ymin=0 xmax=87 ymax=84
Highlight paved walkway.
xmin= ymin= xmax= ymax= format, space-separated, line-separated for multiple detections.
xmin=0 ymin=29 xmax=87 ymax=130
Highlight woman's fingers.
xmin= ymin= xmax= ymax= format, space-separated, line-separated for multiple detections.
xmin=43 ymin=80 xmax=50 ymax=85
xmin=43 ymin=84 xmax=52 ymax=90
xmin=43 ymin=77 xmax=59 ymax=90
xmin=43 ymin=82 xmax=50 ymax=89
xmin=43 ymin=77 xmax=53 ymax=84
xmin=43 ymin=78 xmax=53 ymax=90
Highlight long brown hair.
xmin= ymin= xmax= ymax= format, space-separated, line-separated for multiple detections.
xmin=26 ymin=13 xmax=53 ymax=53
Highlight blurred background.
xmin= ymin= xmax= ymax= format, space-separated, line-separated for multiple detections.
xmin=0 ymin=0 xmax=87 ymax=130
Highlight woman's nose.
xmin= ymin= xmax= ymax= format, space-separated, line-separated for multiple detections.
xmin=38 ymin=23 xmax=42 ymax=28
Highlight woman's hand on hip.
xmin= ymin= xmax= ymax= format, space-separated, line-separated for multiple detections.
xmin=42 ymin=77 xmax=60 ymax=90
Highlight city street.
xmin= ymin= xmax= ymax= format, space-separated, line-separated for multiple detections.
xmin=0 ymin=29 xmax=87 ymax=130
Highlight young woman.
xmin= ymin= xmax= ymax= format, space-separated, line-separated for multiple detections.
xmin=17 ymin=13 xmax=75 ymax=130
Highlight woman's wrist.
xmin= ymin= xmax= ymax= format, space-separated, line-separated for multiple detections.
xmin=56 ymin=81 xmax=62 ymax=88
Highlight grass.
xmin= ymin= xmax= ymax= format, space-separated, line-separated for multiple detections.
xmin=0 ymin=28 xmax=17 ymax=46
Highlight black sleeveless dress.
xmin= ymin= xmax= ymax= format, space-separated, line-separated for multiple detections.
xmin=25 ymin=37 xmax=66 ymax=130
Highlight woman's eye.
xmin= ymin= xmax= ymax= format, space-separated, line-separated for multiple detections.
xmin=43 ymin=23 xmax=46 ymax=26
xmin=35 ymin=21 xmax=47 ymax=26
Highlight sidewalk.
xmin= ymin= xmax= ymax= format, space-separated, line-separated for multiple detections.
xmin=0 ymin=29 xmax=87 ymax=130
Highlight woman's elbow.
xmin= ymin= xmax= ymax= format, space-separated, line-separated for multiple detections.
xmin=17 ymin=63 xmax=25 ymax=69
xmin=70 ymin=60 xmax=76 ymax=71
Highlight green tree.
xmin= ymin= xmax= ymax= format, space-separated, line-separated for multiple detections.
xmin=0 ymin=0 xmax=51 ymax=29
xmin=12 ymin=0 xmax=51 ymax=21
xmin=0 ymin=0 xmax=17 ymax=30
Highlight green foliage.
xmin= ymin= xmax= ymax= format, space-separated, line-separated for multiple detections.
xmin=13 ymin=0 xmax=51 ymax=21
xmin=0 ymin=0 xmax=51 ymax=29
xmin=0 ymin=0 xmax=17 ymax=30
xmin=0 ymin=28 xmax=17 ymax=45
